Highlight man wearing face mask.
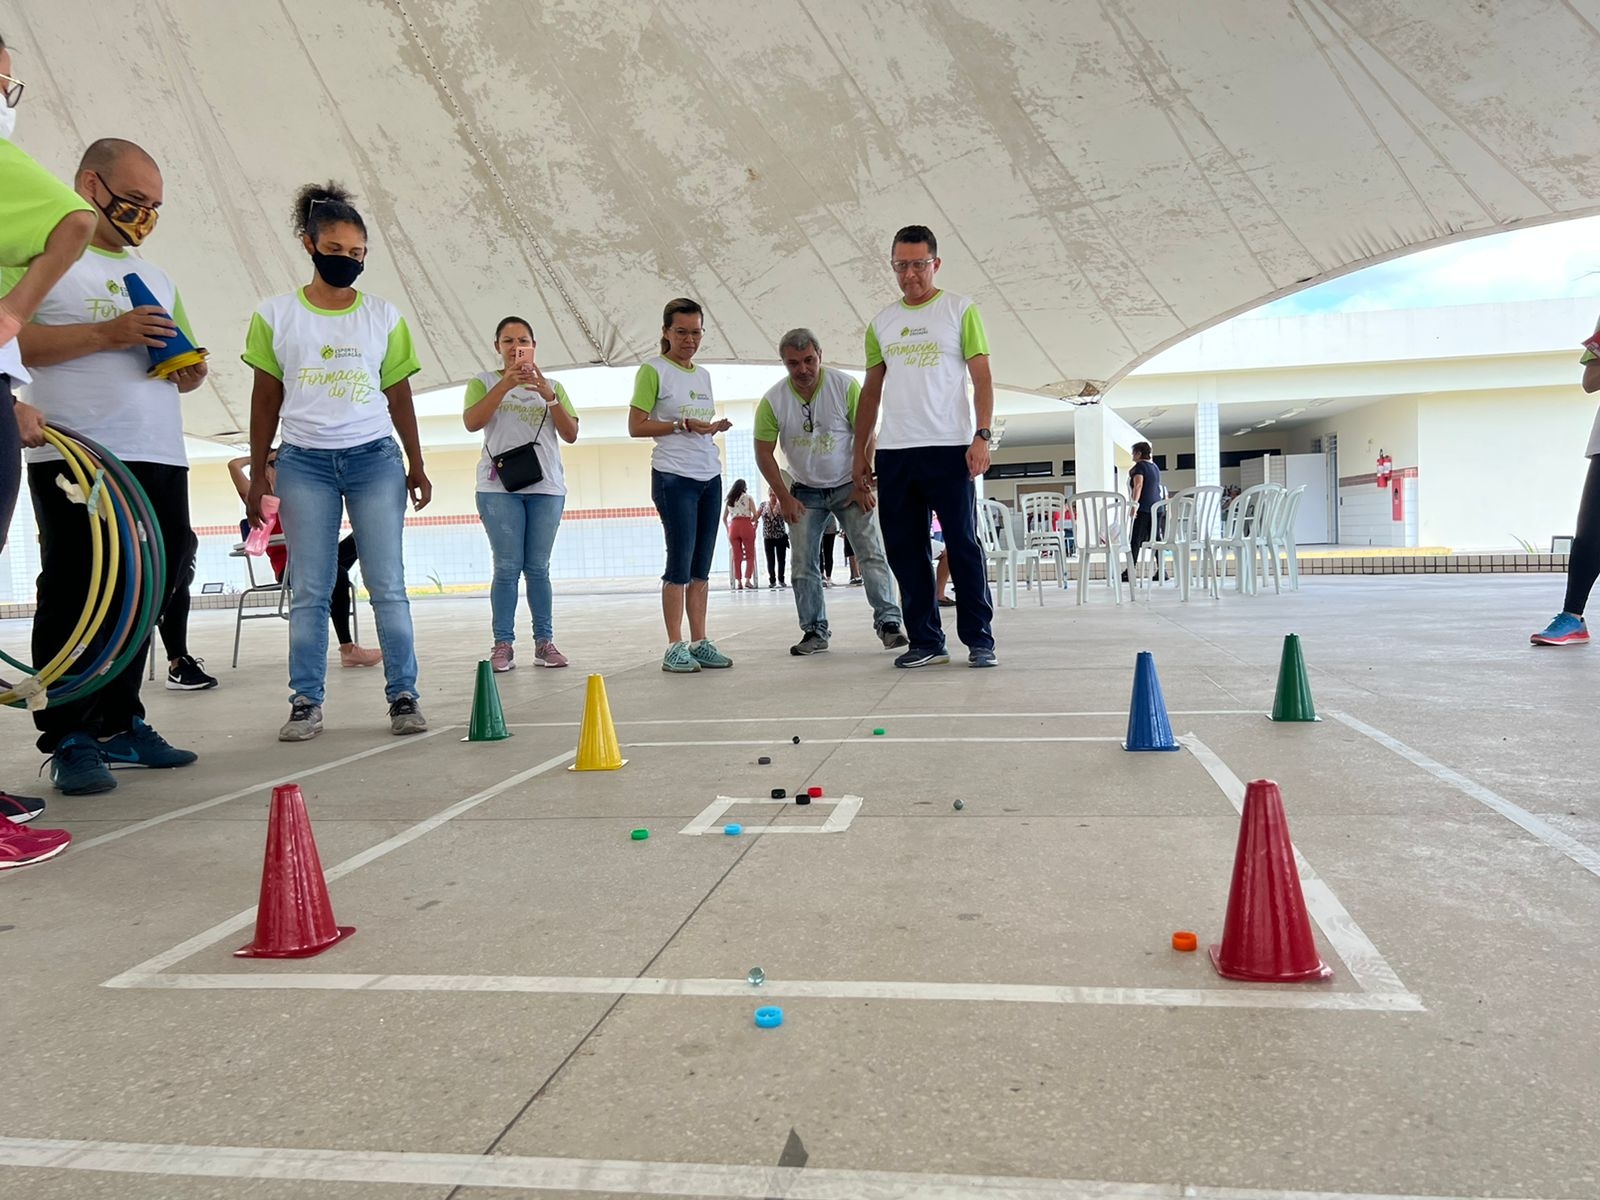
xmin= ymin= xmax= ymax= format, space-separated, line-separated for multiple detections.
xmin=5 ymin=137 xmax=206 ymax=795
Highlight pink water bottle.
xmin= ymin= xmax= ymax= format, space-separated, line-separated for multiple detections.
xmin=245 ymin=494 xmax=280 ymax=556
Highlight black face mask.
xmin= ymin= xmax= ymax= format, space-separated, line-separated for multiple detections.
xmin=312 ymin=251 xmax=364 ymax=289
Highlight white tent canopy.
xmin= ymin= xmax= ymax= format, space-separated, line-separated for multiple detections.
xmin=7 ymin=0 xmax=1599 ymax=441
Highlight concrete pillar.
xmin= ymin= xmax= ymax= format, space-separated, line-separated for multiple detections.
xmin=1194 ymin=392 xmax=1221 ymax=489
xmin=1072 ymin=403 xmax=1115 ymax=493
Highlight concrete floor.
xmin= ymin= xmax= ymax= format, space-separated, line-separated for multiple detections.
xmin=0 ymin=574 xmax=1596 ymax=1199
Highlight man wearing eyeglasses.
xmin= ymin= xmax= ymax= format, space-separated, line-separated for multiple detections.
xmin=755 ymin=329 xmax=907 ymax=657
xmin=853 ymin=224 xmax=997 ymax=669
xmin=3 ymin=137 xmax=207 ymax=794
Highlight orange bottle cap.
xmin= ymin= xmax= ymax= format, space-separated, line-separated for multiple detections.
xmin=1171 ymin=931 xmax=1198 ymax=952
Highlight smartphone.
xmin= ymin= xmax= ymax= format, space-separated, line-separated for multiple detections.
xmin=513 ymin=346 xmax=532 ymax=367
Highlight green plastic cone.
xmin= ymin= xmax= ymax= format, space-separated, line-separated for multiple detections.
xmin=1269 ymin=634 xmax=1318 ymax=722
xmin=466 ymin=660 xmax=512 ymax=741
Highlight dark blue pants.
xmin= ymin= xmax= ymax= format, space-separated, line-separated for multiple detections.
xmin=875 ymin=445 xmax=994 ymax=654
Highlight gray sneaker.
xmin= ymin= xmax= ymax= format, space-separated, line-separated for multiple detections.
xmin=279 ymin=697 xmax=324 ymax=742
xmin=878 ymin=623 xmax=910 ymax=649
xmin=790 ymin=631 xmax=830 ymax=656
xmin=388 ymin=694 xmax=428 ymax=735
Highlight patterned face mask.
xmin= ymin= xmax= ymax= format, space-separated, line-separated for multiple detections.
xmin=93 ymin=173 xmax=159 ymax=246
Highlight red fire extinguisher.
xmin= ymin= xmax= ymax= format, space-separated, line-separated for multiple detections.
xmin=1375 ymin=451 xmax=1393 ymax=488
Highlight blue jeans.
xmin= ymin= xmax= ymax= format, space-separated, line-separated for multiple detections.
xmin=651 ymin=469 xmax=721 ymax=585
xmin=876 ymin=445 xmax=994 ymax=654
xmin=791 ymin=484 xmax=902 ymax=637
xmin=476 ymin=490 xmax=565 ymax=643
xmin=275 ymin=437 xmax=418 ymax=705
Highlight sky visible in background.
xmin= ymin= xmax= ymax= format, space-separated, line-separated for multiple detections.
xmin=1253 ymin=214 xmax=1600 ymax=316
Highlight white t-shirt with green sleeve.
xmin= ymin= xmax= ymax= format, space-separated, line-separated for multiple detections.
xmin=754 ymin=366 xmax=859 ymax=489
xmin=630 ymin=354 xmax=721 ymax=481
xmin=466 ymin=370 xmax=577 ymax=496
xmin=242 ymin=288 xmax=420 ymax=450
xmin=864 ymin=290 xmax=989 ymax=451
xmin=1582 ymin=315 xmax=1600 ymax=457
xmin=6 ymin=245 xmax=194 ymax=466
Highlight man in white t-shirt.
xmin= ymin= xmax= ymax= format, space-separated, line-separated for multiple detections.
xmin=6 ymin=138 xmax=208 ymax=795
xmin=754 ymin=328 xmax=906 ymax=656
xmin=853 ymin=224 xmax=997 ymax=669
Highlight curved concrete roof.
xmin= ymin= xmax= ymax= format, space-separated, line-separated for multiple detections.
xmin=7 ymin=0 xmax=1598 ymax=440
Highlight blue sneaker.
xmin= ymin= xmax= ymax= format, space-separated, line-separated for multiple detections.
xmin=97 ymin=718 xmax=198 ymax=768
xmin=1531 ymin=613 xmax=1589 ymax=646
xmin=48 ymin=736 xmax=117 ymax=795
xmin=689 ymin=639 xmax=734 ymax=669
xmin=894 ymin=647 xmax=950 ymax=669
xmin=968 ymin=648 xmax=999 ymax=668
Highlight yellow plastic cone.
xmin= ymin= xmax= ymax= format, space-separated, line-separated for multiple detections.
xmin=569 ymin=673 xmax=627 ymax=771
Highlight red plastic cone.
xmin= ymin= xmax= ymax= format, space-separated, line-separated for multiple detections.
xmin=235 ymin=784 xmax=355 ymax=959
xmin=1209 ymin=779 xmax=1332 ymax=983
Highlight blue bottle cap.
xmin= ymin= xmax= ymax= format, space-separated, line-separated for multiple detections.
xmin=754 ymin=1006 xmax=784 ymax=1028
xmin=724 ymin=823 xmax=742 ymax=836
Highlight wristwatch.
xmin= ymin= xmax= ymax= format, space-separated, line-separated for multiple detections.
xmin=672 ymin=417 xmax=685 ymax=433
xmin=975 ymin=427 xmax=993 ymax=442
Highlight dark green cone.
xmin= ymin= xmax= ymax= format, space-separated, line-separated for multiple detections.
xmin=467 ymin=660 xmax=512 ymax=741
xmin=1269 ymin=634 xmax=1318 ymax=722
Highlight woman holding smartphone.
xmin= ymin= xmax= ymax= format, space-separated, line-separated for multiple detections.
xmin=465 ymin=315 xmax=579 ymax=671
xmin=628 ymin=297 xmax=734 ymax=673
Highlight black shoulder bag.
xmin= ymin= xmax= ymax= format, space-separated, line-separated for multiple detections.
xmin=491 ymin=399 xmax=551 ymax=492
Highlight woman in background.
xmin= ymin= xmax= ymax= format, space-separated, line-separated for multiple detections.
xmin=724 ymin=478 xmax=758 ymax=589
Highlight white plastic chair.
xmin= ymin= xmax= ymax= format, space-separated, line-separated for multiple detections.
xmin=1179 ymin=485 xmax=1225 ymax=598
xmin=1021 ymin=492 xmax=1070 ymax=587
xmin=1066 ymin=491 xmax=1133 ymax=605
xmin=1136 ymin=493 xmax=1195 ymax=601
xmin=1214 ymin=484 xmax=1277 ymax=595
xmin=978 ymin=500 xmax=1042 ymax=608
xmin=1258 ymin=484 xmax=1306 ymax=594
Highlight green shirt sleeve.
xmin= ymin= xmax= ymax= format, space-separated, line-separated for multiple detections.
xmin=1583 ymin=317 xmax=1600 ymax=365
xmin=0 ymin=265 xmax=22 ymax=298
xmin=754 ymin=397 xmax=779 ymax=442
xmin=845 ymin=377 xmax=861 ymax=424
xmin=630 ymin=363 xmax=661 ymax=413
xmin=241 ymin=312 xmax=282 ymax=380
xmin=960 ymin=303 xmax=990 ymax=360
xmin=554 ymin=381 xmax=578 ymax=420
xmin=169 ymin=289 xmax=198 ymax=345
xmin=0 ymin=139 xmax=94 ymax=269
xmin=463 ymin=377 xmax=488 ymax=407
xmin=864 ymin=323 xmax=883 ymax=369
xmin=380 ymin=315 xmax=421 ymax=390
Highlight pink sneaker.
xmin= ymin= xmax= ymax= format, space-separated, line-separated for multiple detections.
xmin=0 ymin=824 xmax=71 ymax=870
xmin=534 ymin=640 xmax=569 ymax=668
xmin=490 ymin=642 xmax=515 ymax=673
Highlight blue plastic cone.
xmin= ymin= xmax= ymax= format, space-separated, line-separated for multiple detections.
xmin=123 ymin=272 xmax=208 ymax=379
xmin=1124 ymin=650 xmax=1180 ymax=751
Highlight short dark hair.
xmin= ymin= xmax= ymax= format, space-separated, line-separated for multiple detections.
xmin=494 ymin=315 xmax=534 ymax=342
xmin=78 ymin=138 xmax=155 ymax=178
xmin=893 ymin=225 xmax=937 ymax=258
xmin=1133 ymin=441 xmax=1152 ymax=460
xmin=292 ymin=181 xmax=366 ymax=243
xmin=660 ymin=297 xmax=703 ymax=354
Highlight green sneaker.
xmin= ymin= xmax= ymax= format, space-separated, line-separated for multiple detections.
xmin=690 ymin=639 xmax=733 ymax=669
xmin=662 ymin=641 xmax=701 ymax=673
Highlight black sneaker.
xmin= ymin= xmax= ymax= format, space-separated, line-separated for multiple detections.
xmin=389 ymin=694 xmax=429 ymax=735
xmin=878 ymin=623 xmax=910 ymax=649
xmin=0 ymin=790 xmax=47 ymax=824
xmin=166 ymin=654 xmax=218 ymax=691
xmin=894 ymin=647 xmax=950 ymax=669
xmin=969 ymin=648 xmax=999 ymax=668
xmin=47 ymin=736 xmax=117 ymax=795
xmin=98 ymin=718 xmax=198 ymax=769
xmin=790 ymin=631 xmax=830 ymax=656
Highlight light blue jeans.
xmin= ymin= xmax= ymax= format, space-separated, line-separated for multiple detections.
xmin=791 ymin=483 xmax=902 ymax=637
xmin=274 ymin=437 xmax=418 ymax=706
xmin=476 ymin=490 xmax=565 ymax=643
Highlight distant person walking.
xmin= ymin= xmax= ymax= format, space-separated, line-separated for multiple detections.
xmin=724 ymin=478 xmax=758 ymax=589
xmin=1531 ymin=325 xmax=1600 ymax=645
xmin=759 ymin=486 xmax=789 ymax=588
xmin=1125 ymin=441 xmax=1161 ymax=583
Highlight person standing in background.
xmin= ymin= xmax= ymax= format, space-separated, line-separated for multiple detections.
xmin=465 ymin=315 xmax=579 ymax=672
xmin=759 ymin=485 xmax=789 ymax=588
xmin=1125 ymin=441 xmax=1161 ymax=584
xmin=1531 ymin=324 xmax=1600 ymax=645
xmin=723 ymin=478 xmax=758 ymax=589
xmin=628 ymin=297 xmax=734 ymax=673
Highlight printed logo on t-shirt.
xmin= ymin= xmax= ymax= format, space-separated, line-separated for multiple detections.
xmin=297 ymin=363 xmax=378 ymax=404
xmin=887 ymin=325 xmax=939 ymax=369
xmin=86 ymin=281 xmax=129 ymax=321
xmin=319 ymin=344 xmax=362 ymax=362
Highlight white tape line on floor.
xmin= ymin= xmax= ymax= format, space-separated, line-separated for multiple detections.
xmin=0 ymin=1135 xmax=1542 ymax=1198
xmin=1331 ymin=711 xmax=1600 ymax=881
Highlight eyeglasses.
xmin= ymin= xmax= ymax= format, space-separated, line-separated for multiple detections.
xmin=1 ymin=73 xmax=23 ymax=109
xmin=800 ymin=401 xmax=814 ymax=434
xmin=890 ymin=258 xmax=935 ymax=274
